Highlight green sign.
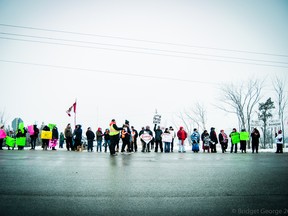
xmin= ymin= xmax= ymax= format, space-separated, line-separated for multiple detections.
xmin=16 ymin=137 xmax=26 ymax=146
xmin=240 ymin=132 xmax=249 ymax=141
xmin=5 ymin=136 xmax=15 ymax=147
xmin=18 ymin=122 xmax=25 ymax=133
xmin=48 ymin=124 xmax=56 ymax=130
xmin=231 ymin=132 xmax=240 ymax=144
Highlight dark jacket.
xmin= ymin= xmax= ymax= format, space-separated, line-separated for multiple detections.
xmin=209 ymin=129 xmax=218 ymax=144
xmin=86 ymin=130 xmax=95 ymax=140
xmin=104 ymin=132 xmax=110 ymax=141
xmin=251 ymin=129 xmax=260 ymax=145
xmin=154 ymin=124 xmax=163 ymax=141
xmin=52 ymin=127 xmax=59 ymax=139
xmin=74 ymin=125 xmax=82 ymax=140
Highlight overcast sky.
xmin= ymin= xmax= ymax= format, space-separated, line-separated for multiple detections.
xmin=0 ymin=0 xmax=287 ymax=133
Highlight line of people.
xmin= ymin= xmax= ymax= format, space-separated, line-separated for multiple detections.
xmin=0 ymin=121 xmax=284 ymax=154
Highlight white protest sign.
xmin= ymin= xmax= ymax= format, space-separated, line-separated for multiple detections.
xmin=153 ymin=114 xmax=161 ymax=124
xmin=140 ymin=132 xmax=153 ymax=144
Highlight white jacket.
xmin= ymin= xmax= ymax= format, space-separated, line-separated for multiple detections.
xmin=276 ymin=134 xmax=283 ymax=144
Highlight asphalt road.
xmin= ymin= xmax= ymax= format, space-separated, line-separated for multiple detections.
xmin=0 ymin=149 xmax=288 ymax=216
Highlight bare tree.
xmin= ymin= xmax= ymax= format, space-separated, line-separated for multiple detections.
xmin=184 ymin=102 xmax=207 ymax=131
xmin=273 ymin=76 xmax=288 ymax=147
xmin=217 ymin=79 xmax=263 ymax=148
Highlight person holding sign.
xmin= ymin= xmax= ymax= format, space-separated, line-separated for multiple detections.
xmin=0 ymin=124 xmax=6 ymax=150
xmin=29 ymin=125 xmax=39 ymax=150
xmin=139 ymin=126 xmax=153 ymax=153
xmin=154 ymin=124 xmax=163 ymax=153
xmin=16 ymin=128 xmax=27 ymax=150
xmin=162 ymin=128 xmax=173 ymax=153
xmin=50 ymin=126 xmax=59 ymax=151
xmin=230 ymin=128 xmax=240 ymax=153
xmin=240 ymin=129 xmax=249 ymax=153
xmin=41 ymin=125 xmax=51 ymax=150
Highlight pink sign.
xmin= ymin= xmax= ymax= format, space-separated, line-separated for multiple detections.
xmin=28 ymin=125 xmax=34 ymax=135
xmin=49 ymin=139 xmax=58 ymax=147
xmin=0 ymin=129 xmax=6 ymax=139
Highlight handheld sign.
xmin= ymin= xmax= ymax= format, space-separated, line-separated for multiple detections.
xmin=140 ymin=132 xmax=153 ymax=144
xmin=16 ymin=137 xmax=26 ymax=146
xmin=153 ymin=114 xmax=161 ymax=124
xmin=28 ymin=125 xmax=34 ymax=135
xmin=5 ymin=136 xmax=15 ymax=147
xmin=240 ymin=132 xmax=249 ymax=141
xmin=231 ymin=132 xmax=240 ymax=144
xmin=41 ymin=131 xmax=52 ymax=139
xmin=0 ymin=129 xmax=6 ymax=139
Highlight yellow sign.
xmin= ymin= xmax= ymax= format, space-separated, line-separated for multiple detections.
xmin=41 ymin=131 xmax=52 ymax=139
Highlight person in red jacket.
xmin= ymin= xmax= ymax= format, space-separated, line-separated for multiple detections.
xmin=177 ymin=126 xmax=187 ymax=153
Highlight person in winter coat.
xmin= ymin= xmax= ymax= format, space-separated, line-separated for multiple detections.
xmin=251 ymin=128 xmax=260 ymax=153
xmin=191 ymin=128 xmax=200 ymax=153
xmin=218 ymin=129 xmax=228 ymax=153
xmin=73 ymin=125 xmax=83 ymax=151
xmin=209 ymin=127 xmax=218 ymax=153
xmin=121 ymin=125 xmax=131 ymax=153
xmin=201 ymin=130 xmax=210 ymax=153
xmin=86 ymin=127 xmax=95 ymax=152
xmin=275 ymin=130 xmax=283 ymax=153
xmin=131 ymin=126 xmax=138 ymax=152
xmin=162 ymin=128 xmax=173 ymax=153
xmin=96 ymin=127 xmax=103 ymax=152
xmin=59 ymin=132 xmax=65 ymax=148
xmin=41 ymin=125 xmax=50 ymax=150
xmin=30 ymin=125 xmax=39 ymax=150
xmin=64 ymin=123 xmax=73 ymax=151
xmin=190 ymin=128 xmax=200 ymax=153
xmin=154 ymin=124 xmax=163 ymax=153
xmin=50 ymin=126 xmax=59 ymax=150
xmin=16 ymin=128 xmax=27 ymax=150
xmin=103 ymin=129 xmax=110 ymax=153
xmin=230 ymin=128 xmax=240 ymax=153
xmin=109 ymin=119 xmax=123 ymax=156
xmin=177 ymin=126 xmax=187 ymax=153
xmin=239 ymin=129 xmax=248 ymax=153
xmin=169 ymin=126 xmax=176 ymax=152
xmin=140 ymin=126 xmax=153 ymax=152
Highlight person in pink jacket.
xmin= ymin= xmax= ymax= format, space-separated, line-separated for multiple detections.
xmin=177 ymin=126 xmax=187 ymax=153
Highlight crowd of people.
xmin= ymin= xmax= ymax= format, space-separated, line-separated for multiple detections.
xmin=0 ymin=119 xmax=285 ymax=154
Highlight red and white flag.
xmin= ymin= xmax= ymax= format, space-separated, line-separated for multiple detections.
xmin=66 ymin=102 xmax=76 ymax=117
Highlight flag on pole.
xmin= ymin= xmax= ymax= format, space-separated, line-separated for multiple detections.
xmin=66 ymin=102 xmax=76 ymax=117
